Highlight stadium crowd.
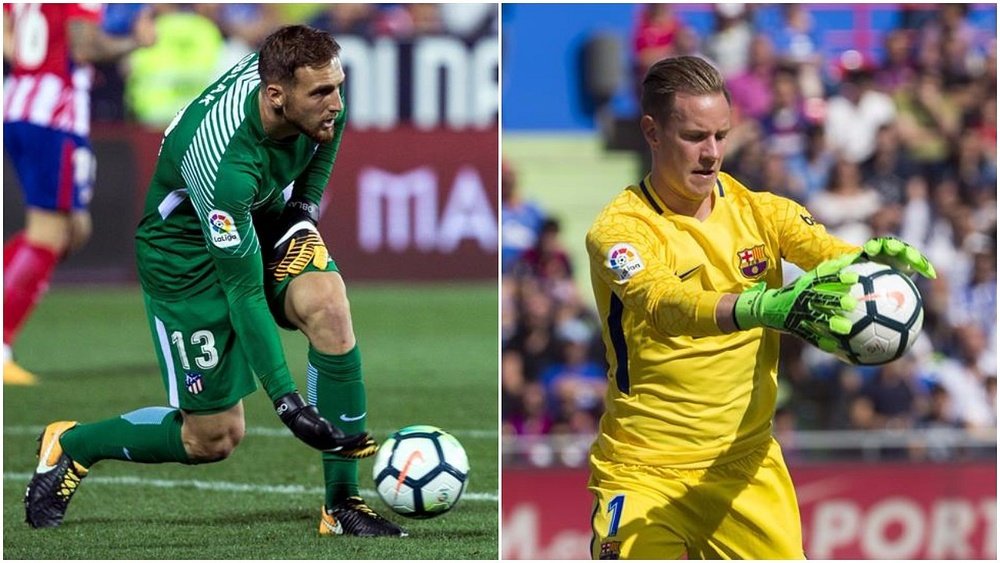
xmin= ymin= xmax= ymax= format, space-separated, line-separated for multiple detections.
xmin=502 ymin=4 xmax=996 ymax=466
xmin=83 ymin=3 xmax=497 ymax=127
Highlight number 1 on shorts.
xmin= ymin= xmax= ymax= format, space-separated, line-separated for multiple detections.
xmin=607 ymin=494 xmax=625 ymax=537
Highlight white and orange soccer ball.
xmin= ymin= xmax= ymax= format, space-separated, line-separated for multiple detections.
xmin=829 ymin=262 xmax=925 ymax=366
xmin=371 ymin=425 xmax=469 ymax=519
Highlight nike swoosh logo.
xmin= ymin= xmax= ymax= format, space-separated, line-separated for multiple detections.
xmin=676 ymin=265 xmax=703 ymax=281
xmin=396 ymin=450 xmax=425 ymax=493
xmin=339 ymin=412 xmax=367 ymax=422
xmin=36 ymin=435 xmax=60 ymax=474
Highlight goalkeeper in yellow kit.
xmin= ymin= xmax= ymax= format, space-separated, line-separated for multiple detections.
xmin=585 ymin=56 xmax=936 ymax=559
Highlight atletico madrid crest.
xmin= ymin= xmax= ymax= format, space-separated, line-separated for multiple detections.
xmin=185 ymin=372 xmax=204 ymax=395
xmin=737 ymin=244 xmax=768 ymax=278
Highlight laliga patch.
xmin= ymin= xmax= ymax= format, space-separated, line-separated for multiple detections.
xmin=208 ymin=209 xmax=241 ymax=248
xmin=607 ymin=243 xmax=644 ymax=282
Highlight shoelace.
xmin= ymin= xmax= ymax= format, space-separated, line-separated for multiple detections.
xmin=343 ymin=498 xmax=385 ymax=520
xmin=57 ymin=469 xmax=83 ymax=500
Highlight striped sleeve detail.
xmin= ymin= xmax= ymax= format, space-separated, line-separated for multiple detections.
xmin=180 ymin=55 xmax=261 ymax=258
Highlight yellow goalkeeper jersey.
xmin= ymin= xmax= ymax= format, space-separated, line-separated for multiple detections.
xmin=586 ymin=172 xmax=857 ymax=468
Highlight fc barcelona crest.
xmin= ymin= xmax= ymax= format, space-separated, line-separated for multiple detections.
xmin=599 ymin=541 xmax=622 ymax=560
xmin=737 ymin=244 xmax=768 ymax=278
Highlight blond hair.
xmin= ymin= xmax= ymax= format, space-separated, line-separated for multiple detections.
xmin=640 ymin=56 xmax=730 ymax=124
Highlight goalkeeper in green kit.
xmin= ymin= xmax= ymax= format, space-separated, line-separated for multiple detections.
xmin=24 ymin=25 xmax=405 ymax=537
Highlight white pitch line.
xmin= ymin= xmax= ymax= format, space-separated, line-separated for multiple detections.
xmin=3 ymin=425 xmax=497 ymax=439
xmin=3 ymin=472 xmax=498 ymax=503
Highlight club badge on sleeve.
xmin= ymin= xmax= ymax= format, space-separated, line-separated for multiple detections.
xmin=608 ymin=243 xmax=644 ymax=282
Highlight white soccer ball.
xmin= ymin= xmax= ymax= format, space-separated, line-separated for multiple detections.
xmin=830 ymin=261 xmax=924 ymax=366
xmin=371 ymin=425 xmax=469 ymax=519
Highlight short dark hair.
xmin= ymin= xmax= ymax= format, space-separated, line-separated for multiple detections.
xmin=258 ymin=25 xmax=340 ymax=85
xmin=641 ymin=56 xmax=730 ymax=124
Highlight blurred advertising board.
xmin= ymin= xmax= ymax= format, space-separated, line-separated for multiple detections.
xmin=502 ymin=463 xmax=996 ymax=559
xmin=321 ymin=126 xmax=498 ymax=281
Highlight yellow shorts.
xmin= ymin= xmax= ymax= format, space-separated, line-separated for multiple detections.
xmin=588 ymin=438 xmax=804 ymax=560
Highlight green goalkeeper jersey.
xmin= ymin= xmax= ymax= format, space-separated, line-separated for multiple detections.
xmin=135 ymin=52 xmax=344 ymax=396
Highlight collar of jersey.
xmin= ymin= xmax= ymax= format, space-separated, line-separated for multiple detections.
xmin=245 ymin=86 xmax=302 ymax=146
xmin=638 ymin=174 xmax=726 ymax=217
xmin=244 ymin=85 xmax=268 ymax=142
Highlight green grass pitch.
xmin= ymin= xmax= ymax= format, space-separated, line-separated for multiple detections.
xmin=3 ymin=283 xmax=498 ymax=559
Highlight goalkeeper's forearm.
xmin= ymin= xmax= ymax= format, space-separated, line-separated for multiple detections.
xmin=716 ymin=294 xmax=741 ymax=333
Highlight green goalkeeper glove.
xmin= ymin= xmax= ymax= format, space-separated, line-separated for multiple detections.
xmin=734 ymin=254 xmax=859 ymax=352
xmin=858 ymin=236 xmax=937 ymax=279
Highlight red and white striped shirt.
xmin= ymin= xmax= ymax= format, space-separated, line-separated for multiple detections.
xmin=3 ymin=3 xmax=102 ymax=137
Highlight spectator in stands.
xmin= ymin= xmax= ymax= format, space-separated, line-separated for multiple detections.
xmin=808 ymin=156 xmax=881 ymax=245
xmin=771 ymin=4 xmax=824 ymax=98
xmin=124 ymin=6 xmax=224 ymax=127
xmin=310 ymin=4 xmax=377 ymax=36
xmin=203 ymin=4 xmax=281 ymax=68
xmin=861 ymin=123 xmax=918 ymax=206
xmin=825 ymin=364 xmax=866 ymax=430
xmin=910 ymin=383 xmax=965 ymax=461
xmin=759 ymin=149 xmax=802 ymax=202
xmin=985 ymin=375 xmax=997 ymax=426
xmin=704 ymin=3 xmax=754 ymax=77
xmin=874 ymin=29 xmax=918 ymax=95
xmin=948 ymin=243 xmax=997 ymax=347
xmin=373 ymin=4 xmax=443 ymax=38
xmin=501 ymin=347 xmax=527 ymax=422
xmin=511 ymin=278 xmax=561 ymax=383
xmin=632 ymin=4 xmax=686 ymax=81
xmin=760 ymin=64 xmax=813 ymax=200
xmin=893 ymin=67 xmax=961 ymax=183
xmin=501 ymin=276 xmax=519 ymax=346
xmin=928 ymin=323 xmax=995 ymax=430
xmin=953 ymin=125 xmax=996 ymax=208
xmin=784 ymin=124 xmax=835 ymax=201
xmin=541 ymin=319 xmax=605 ymax=431
xmin=772 ymin=4 xmax=820 ymax=67
xmin=513 ymin=218 xmax=572 ymax=282
xmin=920 ymin=383 xmax=961 ymax=428
xmin=501 ymin=159 xmax=548 ymax=274
xmin=505 ymin=380 xmax=554 ymax=437
xmin=726 ymin=34 xmax=777 ymax=123
xmin=824 ymin=56 xmax=896 ymax=163
xmin=725 ymin=125 xmax=766 ymax=188
xmin=916 ymin=4 xmax=981 ymax=84
xmin=860 ymin=357 xmax=925 ymax=430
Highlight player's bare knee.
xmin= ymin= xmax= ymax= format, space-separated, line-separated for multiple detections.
xmin=300 ymin=296 xmax=355 ymax=353
xmin=67 ymin=213 xmax=93 ymax=255
xmin=181 ymin=406 xmax=245 ymax=463
xmin=185 ymin=423 xmax=243 ymax=462
xmin=304 ymin=295 xmax=351 ymax=330
xmin=24 ymin=210 xmax=74 ymax=255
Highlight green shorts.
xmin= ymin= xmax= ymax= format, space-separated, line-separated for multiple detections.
xmin=143 ymin=249 xmax=340 ymax=413
xmin=143 ymin=288 xmax=258 ymax=413
xmin=254 ymin=206 xmax=341 ymax=330
xmin=266 ymin=255 xmax=340 ymax=330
